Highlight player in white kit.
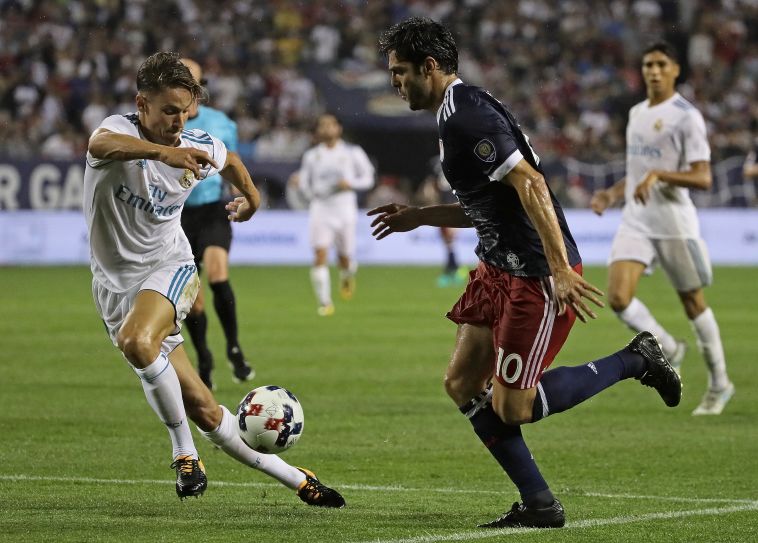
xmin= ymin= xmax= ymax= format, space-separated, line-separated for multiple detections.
xmin=590 ymin=42 xmax=734 ymax=415
xmin=296 ymin=114 xmax=375 ymax=315
xmin=84 ymin=52 xmax=345 ymax=506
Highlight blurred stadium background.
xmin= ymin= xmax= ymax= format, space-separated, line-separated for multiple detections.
xmin=0 ymin=0 xmax=756 ymax=211
xmin=1 ymin=0 xmax=756 ymax=266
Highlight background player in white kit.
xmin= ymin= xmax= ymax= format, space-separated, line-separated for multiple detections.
xmin=294 ymin=113 xmax=375 ymax=316
xmin=84 ymin=51 xmax=345 ymax=506
xmin=590 ymin=42 xmax=734 ymax=415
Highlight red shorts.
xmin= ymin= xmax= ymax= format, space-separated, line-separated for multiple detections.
xmin=446 ymin=261 xmax=580 ymax=389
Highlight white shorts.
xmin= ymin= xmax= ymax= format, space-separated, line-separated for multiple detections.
xmin=609 ymin=228 xmax=712 ymax=292
xmin=92 ymin=262 xmax=200 ymax=354
xmin=309 ymin=206 xmax=357 ymax=257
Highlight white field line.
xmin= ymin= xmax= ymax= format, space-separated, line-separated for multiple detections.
xmin=351 ymin=503 xmax=758 ymax=543
xmin=0 ymin=474 xmax=755 ymax=505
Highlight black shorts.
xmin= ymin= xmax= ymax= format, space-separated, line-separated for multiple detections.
xmin=181 ymin=201 xmax=232 ymax=270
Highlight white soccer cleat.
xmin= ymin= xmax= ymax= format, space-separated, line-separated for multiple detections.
xmin=692 ymin=382 xmax=735 ymax=416
xmin=668 ymin=340 xmax=687 ymax=376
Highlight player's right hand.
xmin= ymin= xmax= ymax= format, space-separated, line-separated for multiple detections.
xmin=589 ymin=190 xmax=611 ymax=215
xmin=367 ymin=203 xmax=419 ymax=240
xmin=552 ymin=267 xmax=605 ymax=323
xmin=161 ymin=147 xmax=218 ymax=179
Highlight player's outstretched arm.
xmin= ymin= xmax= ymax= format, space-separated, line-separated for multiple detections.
xmin=368 ymin=203 xmax=471 ymax=240
xmin=590 ymin=178 xmax=626 ymax=215
xmin=504 ymin=159 xmax=604 ymax=322
xmin=88 ymin=128 xmax=218 ymax=179
xmin=220 ymin=151 xmax=260 ymax=222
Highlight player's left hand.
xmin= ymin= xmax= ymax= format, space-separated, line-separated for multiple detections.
xmin=552 ymin=267 xmax=605 ymax=323
xmin=634 ymin=171 xmax=659 ymax=204
xmin=226 ymin=196 xmax=255 ymax=222
xmin=367 ymin=203 xmax=420 ymax=240
xmin=337 ymin=179 xmax=351 ymax=191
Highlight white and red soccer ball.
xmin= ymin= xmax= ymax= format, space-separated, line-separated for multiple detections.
xmin=236 ymin=385 xmax=304 ymax=454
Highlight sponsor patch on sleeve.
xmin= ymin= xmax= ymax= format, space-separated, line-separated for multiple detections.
xmin=474 ymin=139 xmax=496 ymax=163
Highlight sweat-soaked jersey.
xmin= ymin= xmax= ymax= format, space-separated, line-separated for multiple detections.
xmin=437 ymin=79 xmax=580 ymax=277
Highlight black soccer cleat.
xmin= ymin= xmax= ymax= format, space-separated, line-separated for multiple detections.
xmin=478 ymin=500 xmax=565 ymax=529
xmin=170 ymin=455 xmax=207 ymax=499
xmin=296 ymin=467 xmax=346 ymax=508
xmin=227 ymin=345 xmax=255 ymax=383
xmin=627 ymin=331 xmax=682 ymax=407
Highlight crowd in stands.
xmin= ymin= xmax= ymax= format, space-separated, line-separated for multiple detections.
xmin=0 ymin=0 xmax=755 ymax=170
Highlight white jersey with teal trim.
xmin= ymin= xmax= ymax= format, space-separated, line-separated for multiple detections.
xmin=298 ymin=140 xmax=375 ymax=213
xmin=621 ymin=92 xmax=710 ymax=238
xmin=84 ymin=113 xmax=228 ymax=293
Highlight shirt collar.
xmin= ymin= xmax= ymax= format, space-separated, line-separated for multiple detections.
xmin=437 ymin=78 xmax=463 ymax=123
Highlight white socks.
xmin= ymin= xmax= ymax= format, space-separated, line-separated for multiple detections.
xmin=310 ymin=265 xmax=332 ymax=307
xmin=690 ymin=308 xmax=730 ymax=390
xmin=339 ymin=261 xmax=357 ymax=284
xmin=616 ymin=297 xmax=678 ymax=356
xmin=133 ymin=352 xmax=197 ymax=460
xmin=200 ymin=405 xmax=305 ymax=489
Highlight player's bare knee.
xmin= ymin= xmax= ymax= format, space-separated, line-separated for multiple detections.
xmin=608 ymin=291 xmax=632 ymax=313
xmin=679 ymin=290 xmax=707 ymax=319
xmin=444 ymin=372 xmax=481 ymax=405
xmin=443 ymin=373 xmax=462 ymax=402
xmin=117 ymin=329 xmax=159 ymax=368
xmin=205 ymin=267 xmax=227 ymax=284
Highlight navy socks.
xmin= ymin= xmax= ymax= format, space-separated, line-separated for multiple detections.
xmin=462 ymin=396 xmax=554 ymax=508
xmin=532 ymin=349 xmax=645 ymax=422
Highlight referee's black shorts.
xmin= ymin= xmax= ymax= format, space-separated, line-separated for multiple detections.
xmin=181 ymin=201 xmax=233 ymax=270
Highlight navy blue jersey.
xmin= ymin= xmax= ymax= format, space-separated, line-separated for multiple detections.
xmin=437 ymin=80 xmax=581 ymax=277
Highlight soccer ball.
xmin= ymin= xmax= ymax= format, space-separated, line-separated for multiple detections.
xmin=236 ymin=385 xmax=304 ymax=454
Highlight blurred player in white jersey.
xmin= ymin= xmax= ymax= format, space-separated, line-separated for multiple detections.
xmin=295 ymin=113 xmax=375 ymax=316
xmin=84 ymin=51 xmax=344 ymax=506
xmin=591 ymin=42 xmax=734 ymax=415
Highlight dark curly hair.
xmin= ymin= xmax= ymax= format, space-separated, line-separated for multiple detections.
xmin=136 ymin=51 xmax=208 ymax=102
xmin=378 ymin=17 xmax=458 ymax=74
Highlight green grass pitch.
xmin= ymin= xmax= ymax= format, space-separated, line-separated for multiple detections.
xmin=1 ymin=265 xmax=756 ymax=542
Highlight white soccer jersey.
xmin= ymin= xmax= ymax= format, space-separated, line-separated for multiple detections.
xmin=621 ymin=92 xmax=710 ymax=238
xmin=84 ymin=113 xmax=227 ymax=292
xmin=298 ymin=140 xmax=375 ymax=214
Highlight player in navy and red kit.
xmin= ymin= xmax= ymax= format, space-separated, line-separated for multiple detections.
xmin=371 ymin=18 xmax=682 ymax=529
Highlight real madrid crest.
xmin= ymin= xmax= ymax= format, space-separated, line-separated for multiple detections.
xmin=474 ymin=139 xmax=496 ymax=163
xmin=179 ymin=169 xmax=195 ymax=189
xmin=653 ymin=119 xmax=663 ymax=132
